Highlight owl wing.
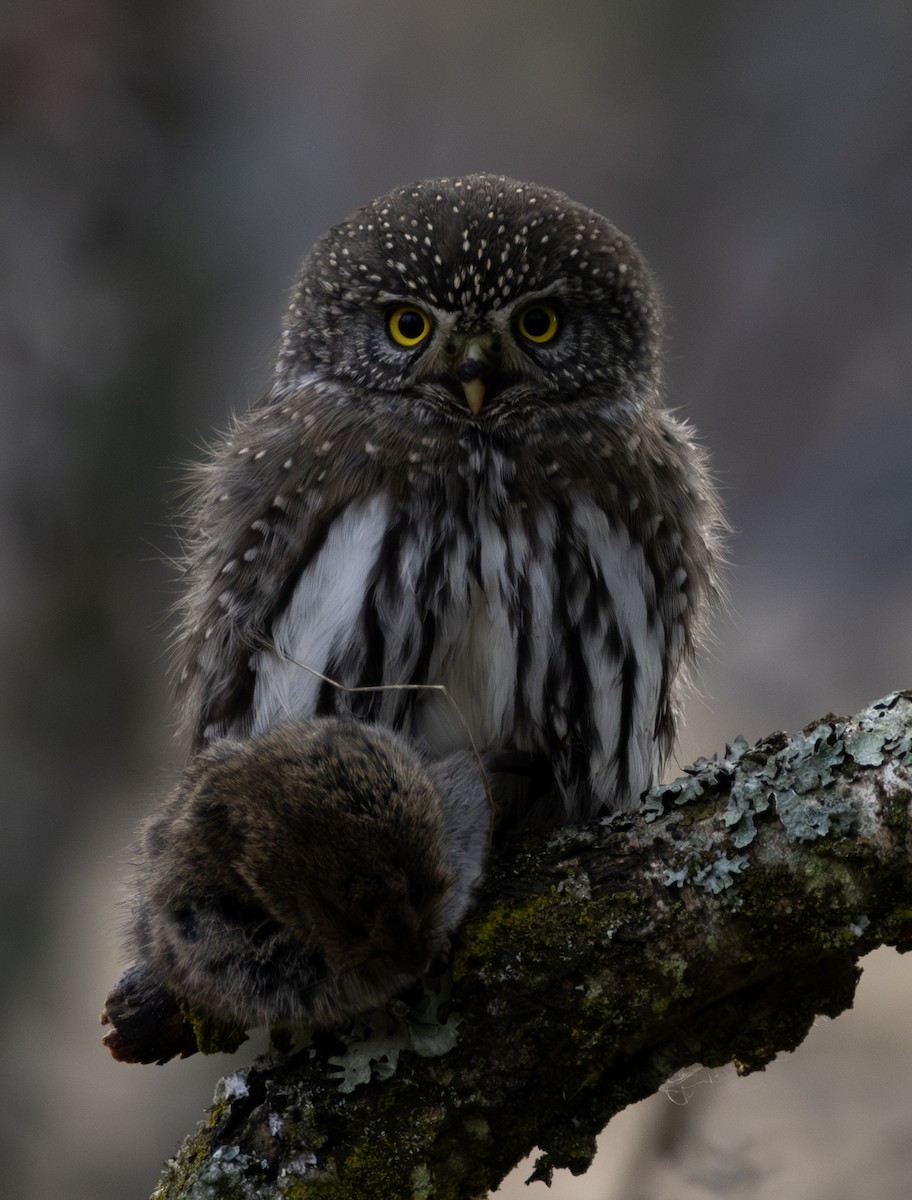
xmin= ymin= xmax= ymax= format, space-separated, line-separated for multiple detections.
xmin=174 ymin=381 xmax=390 ymax=749
xmin=493 ymin=401 xmax=722 ymax=819
xmin=583 ymin=404 xmax=724 ymax=774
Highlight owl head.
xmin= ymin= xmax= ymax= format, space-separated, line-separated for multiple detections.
xmin=276 ymin=174 xmax=661 ymax=427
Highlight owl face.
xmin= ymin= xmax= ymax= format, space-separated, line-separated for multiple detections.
xmin=278 ymin=175 xmax=661 ymax=427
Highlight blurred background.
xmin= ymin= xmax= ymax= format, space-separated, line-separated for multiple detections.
xmin=2 ymin=1 xmax=911 ymax=1197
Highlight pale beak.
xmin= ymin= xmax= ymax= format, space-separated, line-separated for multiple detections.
xmin=462 ymin=378 xmax=486 ymax=415
xmin=453 ymin=333 xmax=498 ymax=416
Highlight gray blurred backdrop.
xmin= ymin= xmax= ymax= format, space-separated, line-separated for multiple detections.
xmin=2 ymin=2 xmax=911 ymax=1198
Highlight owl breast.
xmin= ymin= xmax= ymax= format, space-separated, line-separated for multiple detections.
xmin=246 ymin=445 xmax=669 ymax=821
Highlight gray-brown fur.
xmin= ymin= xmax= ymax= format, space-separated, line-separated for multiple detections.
xmin=129 ymin=718 xmax=490 ymax=1029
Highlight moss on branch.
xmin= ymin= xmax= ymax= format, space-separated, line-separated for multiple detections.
xmin=151 ymin=691 xmax=912 ymax=1200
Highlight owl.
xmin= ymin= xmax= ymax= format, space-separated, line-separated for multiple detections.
xmin=175 ymin=175 xmax=723 ymax=827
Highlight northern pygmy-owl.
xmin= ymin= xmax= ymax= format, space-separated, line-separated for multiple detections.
xmin=175 ymin=175 xmax=723 ymax=827
xmin=103 ymin=717 xmax=491 ymax=1059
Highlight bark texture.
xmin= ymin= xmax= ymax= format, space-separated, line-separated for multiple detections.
xmin=150 ymin=691 xmax=912 ymax=1200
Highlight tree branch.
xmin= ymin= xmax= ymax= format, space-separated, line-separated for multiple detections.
xmin=149 ymin=692 xmax=912 ymax=1200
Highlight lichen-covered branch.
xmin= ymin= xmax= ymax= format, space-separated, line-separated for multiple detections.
xmin=151 ymin=692 xmax=912 ymax=1200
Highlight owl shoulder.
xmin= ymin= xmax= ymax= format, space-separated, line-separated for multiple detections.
xmin=172 ymin=384 xmax=400 ymax=742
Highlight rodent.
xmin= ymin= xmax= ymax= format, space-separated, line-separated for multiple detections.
xmin=104 ymin=717 xmax=492 ymax=1058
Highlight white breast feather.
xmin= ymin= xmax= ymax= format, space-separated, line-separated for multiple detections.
xmin=250 ymin=494 xmax=391 ymax=732
xmin=247 ymin=488 xmax=663 ymax=809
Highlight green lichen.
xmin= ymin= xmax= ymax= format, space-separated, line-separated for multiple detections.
xmin=660 ymin=954 xmax=693 ymax=993
xmin=462 ymin=1114 xmax=490 ymax=1141
xmin=326 ymin=979 xmax=462 ymax=1093
xmin=782 ymin=724 xmax=845 ymax=793
xmin=451 ymin=893 xmax=549 ymax=979
xmin=645 ymin=737 xmax=753 ymax=824
xmin=180 ymin=1003 xmax=248 ymax=1057
xmin=664 ymin=850 xmax=749 ymax=894
xmin=330 ymin=1137 xmax=435 ymax=1200
xmin=452 ymin=875 xmax=641 ymax=984
xmin=282 ymin=1181 xmax=318 ymax=1199
xmin=651 ymin=994 xmax=672 ymax=1017
xmin=774 ymin=788 xmax=857 ymax=842
xmin=847 ymin=692 xmax=912 ymax=767
xmin=723 ymin=773 xmax=773 ymax=848
xmin=152 ymin=1135 xmax=251 ymax=1200
xmin=661 ymin=818 xmax=750 ymax=896
xmin=410 ymin=1163 xmax=433 ymax=1200
xmin=556 ymin=870 xmax=593 ymax=903
xmin=844 ymin=726 xmax=887 ymax=766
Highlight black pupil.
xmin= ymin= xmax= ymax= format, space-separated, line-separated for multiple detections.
xmin=397 ymin=310 xmax=425 ymax=340
xmin=523 ymin=307 xmax=553 ymax=337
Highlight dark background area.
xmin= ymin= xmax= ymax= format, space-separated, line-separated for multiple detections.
xmin=2 ymin=2 xmax=911 ymax=1197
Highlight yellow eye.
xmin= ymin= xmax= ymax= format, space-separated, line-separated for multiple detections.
xmin=387 ymin=305 xmax=432 ymax=347
xmin=517 ymin=302 xmax=560 ymax=344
